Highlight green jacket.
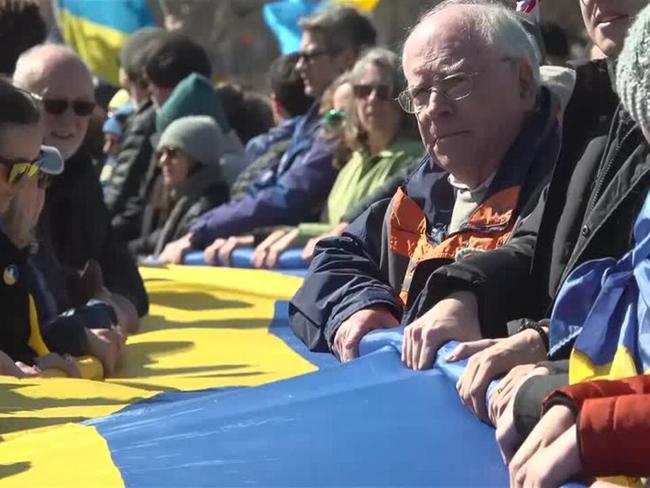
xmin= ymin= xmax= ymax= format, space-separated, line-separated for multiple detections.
xmin=296 ymin=138 xmax=423 ymax=241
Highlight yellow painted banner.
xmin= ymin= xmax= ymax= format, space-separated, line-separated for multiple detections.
xmin=0 ymin=266 xmax=315 ymax=486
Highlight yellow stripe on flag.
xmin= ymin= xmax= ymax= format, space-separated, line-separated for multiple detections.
xmin=59 ymin=9 xmax=129 ymax=85
xmin=332 ymin=0 xmax=380 ymax=13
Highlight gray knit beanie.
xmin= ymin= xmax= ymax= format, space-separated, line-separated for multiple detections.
xmin=157 ymin=115 xmax=224 ymax=168
xmin=616 ymin=5 xmax=650 ymax=130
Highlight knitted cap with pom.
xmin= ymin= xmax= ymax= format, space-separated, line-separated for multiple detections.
xmin=616 ymin=5 xmax=650 ymax=130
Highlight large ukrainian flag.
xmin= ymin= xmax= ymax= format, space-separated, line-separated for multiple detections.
xmin=0 ymin=264 xmax=510 ymax=486
xmin=55 ymin=0 xmax=156 ymax=85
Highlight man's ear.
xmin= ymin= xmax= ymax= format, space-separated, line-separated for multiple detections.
xmin=335 ymin=47 xmax=357 ymax=72
xmin=517 ymin=59 xmax=537 ymax=109
xmin=271 ymin=95 xmax=288 ymax=123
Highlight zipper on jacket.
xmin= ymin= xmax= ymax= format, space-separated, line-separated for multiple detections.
xmin=584 ymin=113 xmax=634 ymax=217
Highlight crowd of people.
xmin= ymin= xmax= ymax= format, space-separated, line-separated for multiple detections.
xmin=0 ymin=0 xmax=648 ymax=485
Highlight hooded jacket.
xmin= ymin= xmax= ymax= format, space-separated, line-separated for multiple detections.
xmin=290 ymin=90 xmax=562 ymax=352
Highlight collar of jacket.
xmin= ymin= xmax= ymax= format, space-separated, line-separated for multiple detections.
xmin=172 ymin=164 xmax=228 ymax=202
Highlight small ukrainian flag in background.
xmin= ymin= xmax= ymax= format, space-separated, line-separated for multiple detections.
xmin=54 ymin=0 xmax=156 ymax=85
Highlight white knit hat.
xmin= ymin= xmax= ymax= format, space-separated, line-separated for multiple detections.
xmin=616 ymin=4 xmax=650 ymax=130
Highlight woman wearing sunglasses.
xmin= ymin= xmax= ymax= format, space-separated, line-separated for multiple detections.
xmin=248 ymin=48 xmax=423 ymax=269
xmin=3 ymin=145 xmax=132 ymax=379
xmin=129 ymin=115 xmax=229 ymax=259
xmin=0 ymin=78 xmax=78 ymax=376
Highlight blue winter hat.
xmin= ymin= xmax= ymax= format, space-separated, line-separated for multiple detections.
xmin=102 ymin=104 xmax=135 ymax=137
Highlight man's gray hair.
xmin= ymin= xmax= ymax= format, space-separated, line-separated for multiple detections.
xmin=419 ymin=0 xmax=542 ymax=86
xmin=299 ymin=4 xmax=376 ymax=54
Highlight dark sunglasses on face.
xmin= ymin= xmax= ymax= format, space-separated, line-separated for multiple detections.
xmin=297 ymin=48 xmax=338 ymax=64
xmin=0 ymin=153 xmax=44 ymax=185
xmin=43 ymin=98 xmax=96 ymax=116
xmin=353 ymin=84 xmax=392 ymax=101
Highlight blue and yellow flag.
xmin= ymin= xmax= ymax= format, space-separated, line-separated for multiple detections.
xmin=550 ymin=191 xmax=650 ymax=384
xmin=0 ymin=264 xmax=512 ymax=486
xmin=55 ymin=0 xmax=156 ymax=85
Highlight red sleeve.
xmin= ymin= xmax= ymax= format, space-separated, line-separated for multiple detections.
xmin=578 ymin=394 xmax=650 ymax=477
xmin=543 ymin=374 xmax=650 ymax=413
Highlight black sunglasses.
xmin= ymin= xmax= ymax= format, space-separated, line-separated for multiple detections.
xmin=352 ymin=84 xmax=392 ymax=101
xmin=297 ymin=48 xmax=339 ymax=64
xmin=43 ymin=99 xmax=96 ymax=116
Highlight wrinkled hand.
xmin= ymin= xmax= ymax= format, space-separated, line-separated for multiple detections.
xmin=262 ymin=228 xmax=301 ymax=269
xmin=448 ymin=329 xmax=547 ymax=422
xmin=86 ymin=328 xmax=126 ymax=377
xmin=333 ymin=306 xmax=399 ymax=362
xmin=158 ymin=233 xmax=194 ymax=264
xmin=511 ymin=424 xmax=582 ymax=488
xmin=0 ymin=350 xmax=41 ymax=378
xmin=35 ymin=352 xmax=81 ymax=378
xmin=204 ymin=238 xmax=226 ymax=265
xmin=403 ymin=291 xmax=481 ymax=371
xmin=302 ymin=222 xmax=349 ymax=263
xmin=495 ymin=366 xmax=551 ymax=463
xmin=251 ymin=229 xmax=289 ymax=269
xmin=489 ymin=363 xmax=538 ymax=426
xmin=206 ymin=235 xmax=254 ymax=267
xmin=509 ymin=404 xmax=576 ymax=485
xmin=95 ymin=291 xmax=139 ymax=335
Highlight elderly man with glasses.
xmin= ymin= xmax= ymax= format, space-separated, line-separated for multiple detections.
xmin=289 ymin=1 xmax=561 ymax=364
xmin=12 ymin=44 xmax=148 ymax=341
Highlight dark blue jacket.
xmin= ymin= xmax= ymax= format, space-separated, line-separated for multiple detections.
xmin=290 ymin=91 xmax=562 ymax=353
xmin=244 ymin=116 xmax=300 ymax=164
xmin=189 ymin=104 xmax=340 ymax=248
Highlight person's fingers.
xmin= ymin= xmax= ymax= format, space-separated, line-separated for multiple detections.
xmin=446 ymin=339 xmax=497 ymax=362
xmin=457 ymin=353 xmax=482 ymax=405
xmin=264 ymin=248 xmax=279 ymax=269
xmin=401 ymin=326 xmax=409 ymax=365
xmin=339 ymin=327 xmax=353 ymax=362
xmin=510 ymin=436 xmax=541 ymax=485
xmin=411 ymin=326 xmax=426 ymax=370
xmin=403 ymin=326 xmax=415 ymax=368
xmin=341 ymin=324 xmax=364 ymax=362
xmin=204 ymin=239 xmax=225 ymax=264
xmin=219 ymin=238 xmax=239 ymax=267
xmin=467 ymin=359 xmax=499 ymax=422
xmin=416 ymin=337 xmax=437 ymax=370
xmin=303 ymin=238 xmax=318 ymax=262
xmin=10 ymin=361 xmax=38 ymax=378
xmin=251 ymin=247 xmax=267 ymax=268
